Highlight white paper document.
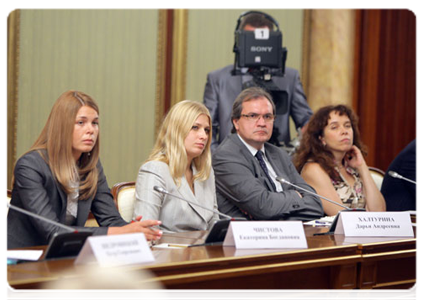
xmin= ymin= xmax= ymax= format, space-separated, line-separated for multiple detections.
xmin=7 ymin=250 xmax=43 ymax=261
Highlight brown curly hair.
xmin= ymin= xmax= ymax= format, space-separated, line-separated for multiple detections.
xmin=293 ymin=105 xmax=367 ymax=180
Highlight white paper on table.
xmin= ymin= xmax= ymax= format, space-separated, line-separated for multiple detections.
xmin=7 ymin=250 xmax=43 ymax=261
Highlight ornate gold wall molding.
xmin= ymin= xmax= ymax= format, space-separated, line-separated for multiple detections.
xmin=170 ymin=9 xmax=188 ymax=106
xmin=155 ymin=10 xmax=168 ymax=136
xmin=7 ymin=9 xmax=20 ymax=189
xmin=154 ymin=9 xmax=188 ymax=135
xmin=301 ymin=9 xmax=312 ymax=98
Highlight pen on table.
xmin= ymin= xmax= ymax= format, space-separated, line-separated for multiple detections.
xmin=315 ymin=220 xmax=329 ymax=224
xmin=314 ymin=220 xmax=331 ymax=226
xmin=168 ymin=244 xmax=189 ymax=248
xmin=188 ymin=242 xmax=222 ymax=247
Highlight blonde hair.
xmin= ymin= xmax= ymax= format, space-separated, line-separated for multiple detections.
xmin=28 ymin=90 xmax=100 ymax=200
xmin=147 ymin=100 xmax=212 ymax=185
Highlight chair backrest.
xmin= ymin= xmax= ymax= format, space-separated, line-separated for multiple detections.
xmin=7 ymin=190 xmax=12 ymax=213
xmin=369 ymin=167 xmax=385 ymax=190
xmin=85 ymin=212 xmax=99 ymax=227
xmin=111 ymin=181 xmax=136 ymax=223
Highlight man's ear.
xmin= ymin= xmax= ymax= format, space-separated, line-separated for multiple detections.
xmin=233 ymin=119 xmax=239 ymax=131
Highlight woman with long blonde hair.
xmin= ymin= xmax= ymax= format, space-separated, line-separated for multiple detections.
xmin=134 ymin=100 xmax=219 ymax=232
xmin=8 ymin=91 xmax=162 ymax=249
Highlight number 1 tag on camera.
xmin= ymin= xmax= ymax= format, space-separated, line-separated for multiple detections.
xmin=254 ymin=28 xmax=269 ymax=40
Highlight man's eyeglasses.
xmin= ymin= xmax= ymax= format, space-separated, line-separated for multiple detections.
xmin=240 ymin=113 xmax=276 ymax=122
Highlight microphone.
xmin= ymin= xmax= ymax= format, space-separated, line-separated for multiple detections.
xmin=153 ymin=186 xmax=233 ymax=220
xmin=7 ymin=202 xmax=94 ymax=259
xmin=7 ymin=203 xmax=76 ymax=232
xmin=275 ymin=177 xmax=352 ymax=211
xmin=388 ymin=171 xmax=416 ymax=185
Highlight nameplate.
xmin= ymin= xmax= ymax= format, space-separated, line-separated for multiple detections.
xmin=223 ymin=221 xmax=307 ymax=249
xmin=334 ymin=211 xmax=414 ymax=237
xmin=74 ymin=233 xmax=154 ymax=267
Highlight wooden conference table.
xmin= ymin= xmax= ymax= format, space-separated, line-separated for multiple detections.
xmin=7 ymin=225 xmax=416 ymax=289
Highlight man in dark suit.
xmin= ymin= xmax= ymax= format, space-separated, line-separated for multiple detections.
xmin=212 ymin=87 xmax=323 ymax=221
xmin=204 ymin=11 xmax=312 ymax=151
xmin=381 ymin=139 xmax=416 ymax=211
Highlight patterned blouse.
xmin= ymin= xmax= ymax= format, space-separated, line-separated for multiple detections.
xmin=332 ymin=166 xmax=365 ymax=209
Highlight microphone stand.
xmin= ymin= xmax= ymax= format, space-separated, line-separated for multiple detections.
xmin=153 ymin=186 xmax=233 ymax=220
xmin=7 ymin=202 xmax=92 ymax=259
xmin=275 ymin=177 xmax=352 ymax=211
xmin=388 ymin=171 xmax=416 ymax=185
xmin=153 ymin=186 xmax=238 ymax=246
xmin=275 ymin=177 xmax=365 ymax=236
xmin=7 ymin=203 xmax=76 ymax=232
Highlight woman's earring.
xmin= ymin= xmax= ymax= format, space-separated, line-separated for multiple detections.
xmin=319 ymin=136 xmax=326 ymax=147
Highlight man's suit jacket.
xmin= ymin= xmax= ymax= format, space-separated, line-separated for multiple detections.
xmin=7 ymin=150 xmax=127 ymax=249
xmin=204 ymin=64 xmax=313 ymax=151
xmin=212 ymin=134 xmax=324 ymax=221
xmin=381 ymin=139 xmax=416 ymax=211
xmin=134 ymin=161 xmax=219 ymax=233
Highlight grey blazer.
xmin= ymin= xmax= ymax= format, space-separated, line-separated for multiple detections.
xmin=203 ymin=64 xmax=313 ymax=151
xmin=7 ymin=150 xmax=127 ymax=249
xmin=134 ymin=161 xmax=219 ymax=233
xmin=212 ymin=134 xmax=324 ymax=221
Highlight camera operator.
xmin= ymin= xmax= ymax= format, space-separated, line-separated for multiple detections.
xmin=203 ymin=11 xmax=312 ymax=152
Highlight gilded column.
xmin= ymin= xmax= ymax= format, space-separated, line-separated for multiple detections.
xmin=7 ymin=10 xmax=20 ymax=189
xmin=155 ymin=9 xmax=168 ymax=135
xmin=170 ymin=9 xmax=188 ymax=107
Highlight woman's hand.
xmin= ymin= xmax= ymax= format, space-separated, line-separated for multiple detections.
xmin=108 ymin=216 xmax=163 ymax=241
xmin=345 ymin=145 xmax=367 ymax=171
xmin=344 ymin=147 xmax=386 ymax=212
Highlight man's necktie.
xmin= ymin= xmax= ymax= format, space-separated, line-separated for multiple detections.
xmin=255 ymin=150 xmax=276 ymax=191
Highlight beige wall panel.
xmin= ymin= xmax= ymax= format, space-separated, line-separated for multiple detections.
xmin=17 ymin=9 xmax=159 ymax=187
xmin=307 ymin=10 xmax=355 ymax=110
xmin=185 ymin=9 xmax=304 ymax=102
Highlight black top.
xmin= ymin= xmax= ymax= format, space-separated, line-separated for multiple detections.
xmin=381 ymin=139 xmax=416 ymax=211
xmin=7 ymin=150 xmax=127 ymax=249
